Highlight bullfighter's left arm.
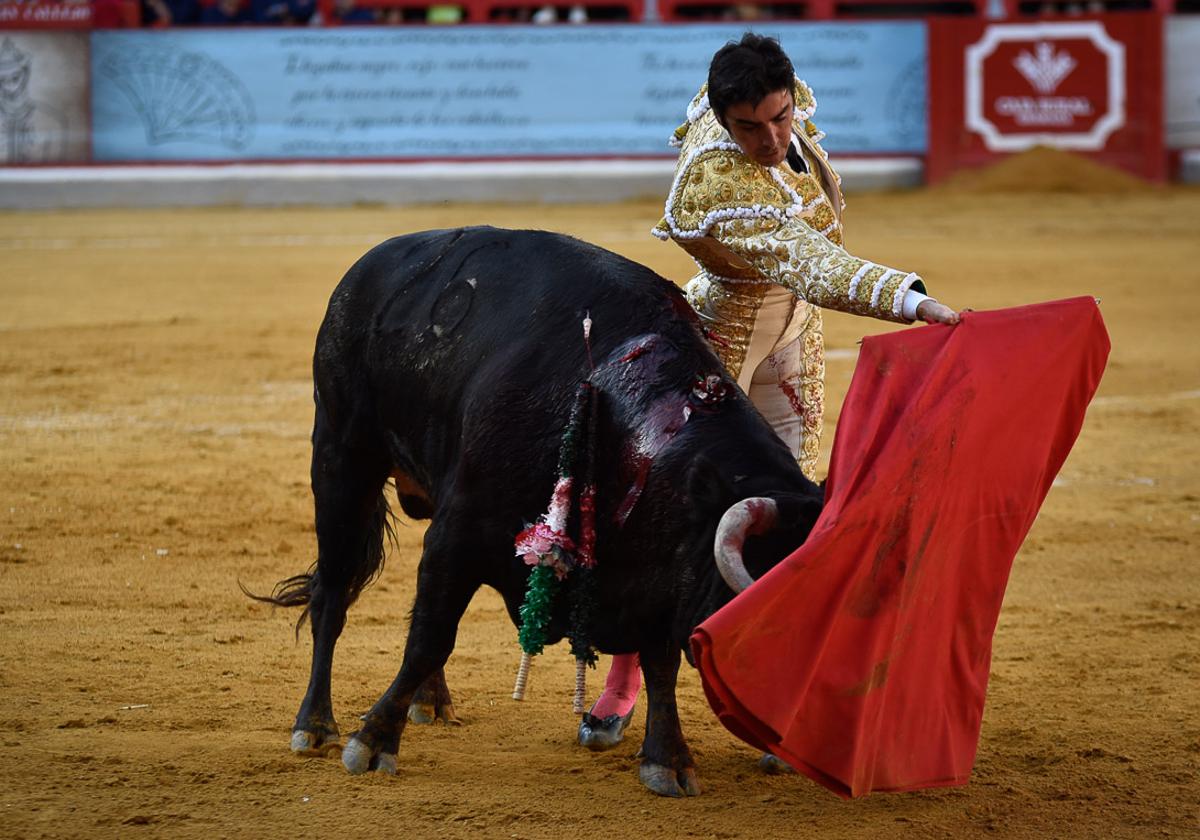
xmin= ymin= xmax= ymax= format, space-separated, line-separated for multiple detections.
xmin=706 ymin=214 xmax=928 ymax=323
xmin=654 ymin=143 xmax=929 ymax=323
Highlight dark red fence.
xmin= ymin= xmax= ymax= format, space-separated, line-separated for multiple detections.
xmin=0 ymin=0 xmax=1190 ymax=30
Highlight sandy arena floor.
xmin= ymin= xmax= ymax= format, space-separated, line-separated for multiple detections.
xmin=1 ymin=170 xmax=1198 ymax=838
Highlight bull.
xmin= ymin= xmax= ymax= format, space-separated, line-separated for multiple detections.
xmin=259 ymin=226 xmax=824 ymax=797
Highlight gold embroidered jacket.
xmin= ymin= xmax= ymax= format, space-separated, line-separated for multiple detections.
xmin=652 ymin=80 xmax=926 ymax=383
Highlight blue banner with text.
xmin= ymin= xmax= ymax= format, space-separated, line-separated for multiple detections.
xmin=91 ymin=24 xmax=927 ymax=162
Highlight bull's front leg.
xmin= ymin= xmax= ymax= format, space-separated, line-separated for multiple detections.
xmin=345 ymin=668 xmax=462 ymax=772
xmin=637 ymin=643 xmax=701 ymax=797
xmin=340 ymin=664 xmax=419 ymax=775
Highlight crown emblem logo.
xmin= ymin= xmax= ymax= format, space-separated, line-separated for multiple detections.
xmin=1014 ymin=42 xmax=1077 ymax=94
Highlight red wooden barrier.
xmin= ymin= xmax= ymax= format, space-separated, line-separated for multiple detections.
xmin=1003 ymin=0 xmax=1175 ymax=16
xmin=656 ymin=0 xmax=987 ymax=21
xmin=0 ymin=1 xmax=139 ymax=28
xmin=318 ymin=0 xmax=641 ymax=22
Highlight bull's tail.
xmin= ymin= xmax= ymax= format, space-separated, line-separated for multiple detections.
xmin=239 ymin=570 xmax=317 ymax=637
xmin=241 ymin=490 xmax=396 ymax=636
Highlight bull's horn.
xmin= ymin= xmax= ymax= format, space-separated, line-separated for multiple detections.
xmin=714 ymin=497 xmax=779 ymax=593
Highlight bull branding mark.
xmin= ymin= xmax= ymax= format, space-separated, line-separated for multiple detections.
xmin=429 ymin=277 xmax=475 ymax=339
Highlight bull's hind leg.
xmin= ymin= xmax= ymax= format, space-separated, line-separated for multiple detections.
xmin=638 ymin=644 xmax=701 ymax=797
xmin=343 ymin=516 xmax=479 ymax=774
xmin=291 ymin=434 xmax=390 ymax=758
xmin=408 ymin=668 xmax=461 ymax=725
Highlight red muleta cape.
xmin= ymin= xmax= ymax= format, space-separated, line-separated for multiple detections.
xmin=690 ymin=297 xmax=1110 ymax=798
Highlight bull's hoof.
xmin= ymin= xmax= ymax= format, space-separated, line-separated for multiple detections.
xmin=408 ymin=701 xmax=462 ymax=726
xmin=409 ymin=669 xmax=460 ymax=726
xmin=290 ymin=729 xmax=342 ymax=759
xmin=757 ymin=753 xmax=796 ymax=775
xmin=639 ymin=762 xmax=701 ymax=798
xmin=407 ymin=704 xmax=435 ymax=725
xmin=342 ymin=737 xmax=397 ymax=775
xmin=578 ymin=705 xmax=635 ymax=751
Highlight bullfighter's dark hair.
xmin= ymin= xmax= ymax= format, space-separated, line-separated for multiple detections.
xmin=707 ymin=33 xmax=795 ymax=125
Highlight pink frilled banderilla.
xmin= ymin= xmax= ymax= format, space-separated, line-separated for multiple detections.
xmin=514 ymin=381 xmax=598 ymax=660
xmin=514 ymin=478 xmax=579 ymax=581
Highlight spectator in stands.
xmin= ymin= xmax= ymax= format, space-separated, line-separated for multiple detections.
xmin=200 ymin=0 xmax=250 ymax=22
xmin=577 ymin=33 xmax=961 ymax=775
xmin=250 ymin=0 xmax=287 ymax=21
xmin=141 ymin=0 xmax=200 ymax=25
xmin=289 ymin=0 xmax=317 ymax=21
xmin=490 ymin=5 xmax=534 ymax=19
xmin=92 ymin=0 xmax=141 ymax=26
xmin=724 ymin=2 xmax=764 ymax=19
xmin=249 ymin=0 xmax=316 ymax=22
xmin=530 ymin=4 xmax=588 ymax=22
xmin=426 ymin=3 xmax=464 ymax=22
xmin=325 ymin=0 xmax=377 ymax=21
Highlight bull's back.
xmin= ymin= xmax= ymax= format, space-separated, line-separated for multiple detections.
xmin=330 ymin=228 xmax=688 ymax=377
xmin=314 ymin=226 xmax=701 ymax=482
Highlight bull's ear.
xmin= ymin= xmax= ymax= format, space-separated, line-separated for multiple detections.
xmin=685 ymin=456 xmax=733 ymax=513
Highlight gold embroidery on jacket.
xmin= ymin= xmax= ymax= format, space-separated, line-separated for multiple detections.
xmin=658 ymin=81 xmax=923 ymax=474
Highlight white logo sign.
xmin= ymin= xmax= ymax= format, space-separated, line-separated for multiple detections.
xmin=1014 ymin=41 xmax=1077 ymax=94
xmin=965 ymin=22 xmax=1125 ymax=152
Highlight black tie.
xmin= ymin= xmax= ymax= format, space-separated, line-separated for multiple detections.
xmin=786 ymin=143 xmax=808 ymax=175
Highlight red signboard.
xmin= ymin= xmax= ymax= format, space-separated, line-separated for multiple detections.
xmin=0 ymin=2 xmax=94 ymax=27
xmin=929 ymin=15 xmax=1165 ymax=183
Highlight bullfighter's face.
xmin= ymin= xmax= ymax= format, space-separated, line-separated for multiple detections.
xmin=720 ymin=88 xmax=793 ymax=168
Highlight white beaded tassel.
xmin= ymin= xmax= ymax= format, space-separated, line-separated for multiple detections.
xmin=572 ymin=659 xmax=587 ymax=715
xmin=512 ymin=652 xmax=532 ymax=701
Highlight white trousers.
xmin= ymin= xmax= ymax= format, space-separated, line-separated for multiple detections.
xmin=748 ymin=339 xmax=805 ymax=459
xmin=736 ymin=286 xmax=824 ymax=479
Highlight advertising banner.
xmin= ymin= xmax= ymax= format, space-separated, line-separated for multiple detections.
xmin=928 ymin=15 xmax=1164 ymax=182
xmin=0 ymin=33 xmax=89 ymax=165
xmin=91 ymin=23 xmax=926 ymax=163
xmin=0 ymin=3 xmax=93 ymax=29
xmin=1166 ymin=17 xmax=1200 ymax=150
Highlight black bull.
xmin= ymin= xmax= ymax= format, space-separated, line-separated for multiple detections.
xmin=258 ymin=226 xmax=824 ymax=797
